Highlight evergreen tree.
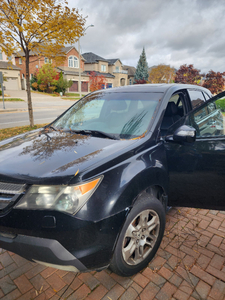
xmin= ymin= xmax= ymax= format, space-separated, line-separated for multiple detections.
xmin=134 ymin=48 xmax=149 ymax=83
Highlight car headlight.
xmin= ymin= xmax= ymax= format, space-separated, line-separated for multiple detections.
xmin=14 ymin=177 xmax=102 ymax=215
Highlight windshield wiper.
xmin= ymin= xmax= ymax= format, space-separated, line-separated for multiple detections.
xmin=48 ymin=125 xmax=59 ymax=131
xmin=70 ymin=129 xmax=119 ymax=140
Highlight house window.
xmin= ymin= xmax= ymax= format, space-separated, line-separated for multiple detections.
xmin=44 ymin=57 xmax=52 ymax=64
xmin=0 ymin=50 xmax=2 ymax=60
xmin=68 ymin=56 xmax=79 ymax=68
xmin=101 ymin=64 xmax=106 ymax=72
xmin=115 ymin=66 xmax=119 ymax=72
xmin=19 ymin=58 xmax=22 ymax=64
xmin=22 ymin=74 xmax=25 ymax=78
xmin=129 ymin=79 xmax=132 ymax=85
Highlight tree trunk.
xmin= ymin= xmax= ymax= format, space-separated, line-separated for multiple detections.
xmin=25 ymin=50 xmax=34 ymax=127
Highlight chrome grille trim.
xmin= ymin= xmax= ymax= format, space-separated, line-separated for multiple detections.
xmin=0 ymin=182 xmax=26 ymax=195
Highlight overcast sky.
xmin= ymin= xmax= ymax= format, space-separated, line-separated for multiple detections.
xmin=68 ymin=0 xmax=225 ymax=73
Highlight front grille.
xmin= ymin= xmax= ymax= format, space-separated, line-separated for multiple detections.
xmin=0 ymin=182 xmax=26 ymax=210
xmin=0 ymin=182 xmax=26 ymax=194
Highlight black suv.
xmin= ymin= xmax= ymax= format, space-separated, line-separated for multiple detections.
xmin=0 ymin=84 xmax=225 ymax=277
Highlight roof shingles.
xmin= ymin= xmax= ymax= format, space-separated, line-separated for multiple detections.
xmin=0 ymin=61 xmax=21 ymax=70
xmin=82 ymin=52 xmax=108 ymax=63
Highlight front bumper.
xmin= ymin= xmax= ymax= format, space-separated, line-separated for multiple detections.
xmin=0 ymin=233 xmax=87 ymax=272
xmin=0 ymin=208 xmax=127 ymax=271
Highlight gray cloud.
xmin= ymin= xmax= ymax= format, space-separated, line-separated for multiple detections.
xmin=69 ymin=0 xmax=225 ymax=73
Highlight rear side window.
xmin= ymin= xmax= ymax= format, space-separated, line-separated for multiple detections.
xmin=187 ymin=96 xmax=225 ymax=137
xmin=188 ymin=90 xmax=205 ymax=109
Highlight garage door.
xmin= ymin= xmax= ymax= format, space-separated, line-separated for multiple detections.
xmin=81 ymin=81 xmax=88 ymax=92
xmin=69 ymin=81 xmax=78 ymax=92
xmin=4 ymin=78 xmax=19 ymax=90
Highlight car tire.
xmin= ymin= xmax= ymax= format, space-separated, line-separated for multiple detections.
xmin=109 ymin=193 xmax=166 ymax=277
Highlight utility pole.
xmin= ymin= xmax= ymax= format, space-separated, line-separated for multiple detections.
xmin=78 ymin=24 xmax=94 ymax=98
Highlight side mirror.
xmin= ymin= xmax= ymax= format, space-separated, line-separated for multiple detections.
xmin=166 ymin=125 xmax=196 ymax=144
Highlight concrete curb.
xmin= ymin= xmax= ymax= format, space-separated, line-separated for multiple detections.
xmin=0 ymin=109 xmax=27 ymax=113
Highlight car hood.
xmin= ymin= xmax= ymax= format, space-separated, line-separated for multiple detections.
xmin=0 ymin=129 xmax=134 ymax=185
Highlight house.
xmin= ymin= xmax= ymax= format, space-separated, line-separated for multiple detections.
xmin=122 ymin=65 xmax=136 ymax=85
xmin=15 ymin=46 xmax=89 ymax=92
xmin=15 ymin=47 xmax=129 ymax=92
xmin=0 ymin=49 xmax=21 ymax=90
xmin=55 ymin=46 xmax=89 ymax=93
xmin=82 ymin=52 xmax=128 ymax=88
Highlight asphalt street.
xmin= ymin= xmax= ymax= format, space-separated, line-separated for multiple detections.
xmin=0 ymin=90 xmax=75 ymax=129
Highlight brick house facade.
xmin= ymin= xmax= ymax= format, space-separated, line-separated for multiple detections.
xmin=15 ymin=47 xmax=131 ymax=92
xmin=15 ymin=46 xmax=88 ymax=92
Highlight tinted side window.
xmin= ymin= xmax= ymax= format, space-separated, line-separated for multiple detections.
xmin=187 ymin=96 xmax=225 ymax=137
xmin=188 ymin=90 xmax=205 ymax=109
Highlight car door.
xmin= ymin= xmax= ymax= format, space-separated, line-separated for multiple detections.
xmin=165 ymin=91 xmax=225 ymax=210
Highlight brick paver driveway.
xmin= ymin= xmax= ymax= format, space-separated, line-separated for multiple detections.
xmin=1 ymin=207 xmax=225 ymax=300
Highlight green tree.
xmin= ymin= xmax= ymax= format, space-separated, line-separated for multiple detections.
xmin=134 ymin=48 xmax=149 ymax=84
xmin=37 ymin=64 xmax=57 ymax=93
xmin=56 ymin=72 xmax=73 ymax=95
xmin=0 ymin=0 xmax=85 ymax=126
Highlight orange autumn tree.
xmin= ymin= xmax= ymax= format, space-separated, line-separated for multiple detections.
xmin=149 ymin=64 xmax=175 ymax=83
xmin=89 ymin=71 xmax=107 ymax=92
xmin=0 ymin=0 xmax=85 ymax=126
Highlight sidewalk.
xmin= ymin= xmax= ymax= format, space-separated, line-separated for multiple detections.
xmin=0 ymin=90 xmax=73 ymax=113
xmin=1 ymin=207 xmax=225 ymax=300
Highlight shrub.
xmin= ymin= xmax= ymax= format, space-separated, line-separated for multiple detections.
xmin=30 ymin=72 xmax=38 ymax=90
xmin=55 ymin=73 xmax=73 ymax=95
xmin=39 ymin=84 xmax=47 ymax=92
xmin=48 ymin=86 xmax=56 ymax=93
xmin=32 ymin=82 xmax=38 ymax=90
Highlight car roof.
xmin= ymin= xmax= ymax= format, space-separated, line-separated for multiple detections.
xmin=94 ymin=83 xmax=211 ymax=95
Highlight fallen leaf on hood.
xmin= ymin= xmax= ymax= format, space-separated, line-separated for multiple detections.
xmin=74 ymin=151 xmax=77 ymax=154
xmin=44 ymin=127 xmax=50 ymax=132
xmin=130 ymin=130 xmax=147 ymax=140
xmin=75 ymin=169 xmax=79 ymax=176
xmin=39 ymin=161 xmax=45 ymax=165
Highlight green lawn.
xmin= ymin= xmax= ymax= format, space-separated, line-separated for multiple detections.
xmin=31 ymin=91 xmax=86 ymax=98
xmin=31 ymin=90 xmax=58 ymax=97
xmin=0 ymin=98 xmax=24 ymax=101
xmin=0 ymin=124 xmax=47 ymax=141
xmin=64 ymin=93 xmax=84 ymax=97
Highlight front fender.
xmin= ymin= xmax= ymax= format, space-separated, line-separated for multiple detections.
xmin=76 ymin=143 xmax=168 ymax=221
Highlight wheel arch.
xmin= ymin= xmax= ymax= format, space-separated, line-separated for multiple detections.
xmin=117 ymin=166 xmax=169 ymax=214
xmin=110 ymin=168 xmax=168 ymax=260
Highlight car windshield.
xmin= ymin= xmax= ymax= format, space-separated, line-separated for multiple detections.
xmin=53 ymin=91 xmax=162 ymax=140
